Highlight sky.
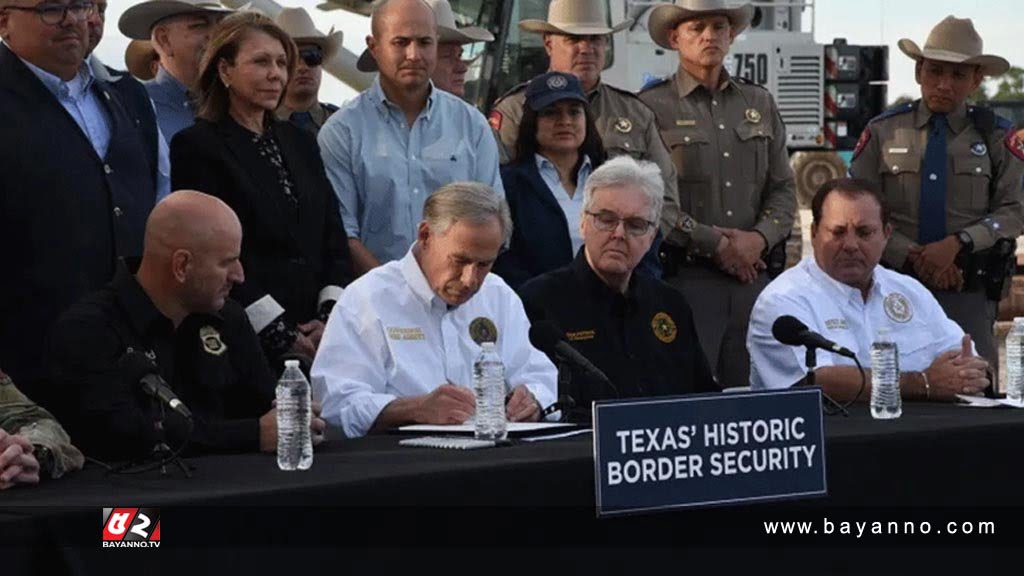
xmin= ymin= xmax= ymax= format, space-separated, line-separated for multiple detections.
xmin=94 ymin=0 xmax=1023 ymax=107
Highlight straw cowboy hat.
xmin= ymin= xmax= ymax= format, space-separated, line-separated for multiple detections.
xmin=898 ymin=16 xmax=1009 ymax=77
xmin=275 ymin=7 xmax=343 ymax=60
xmin=519 ymin=0 xmax=633 ymax=36
xmin=124 ymin=40 xmax=160 ymax=81
xmin=648 ymin=0 xmax=754 ymax=50
xmin=119 ymin=0 xmax=233 ymax=41
xmin=357 ymin=0 xmax=495 ymax=72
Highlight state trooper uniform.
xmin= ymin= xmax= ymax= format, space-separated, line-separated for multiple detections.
xmin=849 ymin=17 xmax=1024 ymax=370
xmin=638 ymin=0 xmax=796 ymax=388
xmin=487 ymin=0 xmax=682 ymax=241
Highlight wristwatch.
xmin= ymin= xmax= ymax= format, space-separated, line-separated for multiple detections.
xmin=956 ymin=230 xmax=974 ymax=253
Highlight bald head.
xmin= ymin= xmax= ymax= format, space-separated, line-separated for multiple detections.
xmin=139 ymin=191 xmax=245 ymax=318
xmin=144 ymin=190 xmax=240 ymax=259
xmin=371 ymin=0 xmax=436 ymax=39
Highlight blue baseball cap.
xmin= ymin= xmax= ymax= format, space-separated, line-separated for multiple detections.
xmin=525 ymin=72 xmax=588 ymax=112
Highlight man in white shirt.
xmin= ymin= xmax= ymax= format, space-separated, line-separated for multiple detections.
xmin=313 ymin=182 xmax=557 ymax=438
xmin=748 ymin=178 xmax=989 ymax=402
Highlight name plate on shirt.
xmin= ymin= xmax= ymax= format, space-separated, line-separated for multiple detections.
xmin=592 ymin=389 xmax=827 ymax=517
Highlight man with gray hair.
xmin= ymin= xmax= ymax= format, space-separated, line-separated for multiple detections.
xmin=520 ymin=156 xmax=716 ymax=421
xmin=313 ymin=182 xmax=557 ymax=438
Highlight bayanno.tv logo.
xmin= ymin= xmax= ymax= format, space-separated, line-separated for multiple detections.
xmin=102 ymin=508 xmax=161 ymax=548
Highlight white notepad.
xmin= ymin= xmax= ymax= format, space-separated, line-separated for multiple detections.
xmin=398 ymin=436 xmax=505 ymax=450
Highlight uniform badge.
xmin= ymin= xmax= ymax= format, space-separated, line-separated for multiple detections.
xmin=488 ymin=110 xmax=503 ymax=131
xmin=546 ymin=75 xmax=568 ymax=90
xmin=675 ymin=119 xmax=697 ymax=127
xmin=680 ymin=215 xmax=696 ymax=233
xmin=883 ymin=293 xmax=913 ymax=324
xmin=970 ymin=142 xmax=988 ymax=156
xmin=614 ymin=118 xmax=633 ymax=134
xmin=200 ymin=325 xmax=227 ymax=356
xmin=1005 ymin=130 xmax=1024 ymax=162
xmin=745 ymin=108 xmax=762 ymax=123
xmin=853 ymin=127 xmax=872 ymax=160
xmin=469 ymin=317 xmax=498 ymax=344
xmin=651 ymin=312 xmax=677 ymax=344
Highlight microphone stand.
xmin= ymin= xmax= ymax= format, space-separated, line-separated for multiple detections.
xmin=112 ymin=398 xmax=194 ymax=477
xmin=803 ymin=346 xmax=849 ymax=417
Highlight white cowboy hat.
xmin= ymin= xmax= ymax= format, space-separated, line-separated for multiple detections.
xmin=357 ymin=0 xmax=495 ymax=73
xmin=519 ymin=0 xmax=633 ymax=36
xmin=898 ymin=16 xmax=1009 ymax=77
xmin=125 ymin=40 xmax=160 ymax=81
xmin=275 ymin=7 xmax=343 ymax=60
xmin=119 ymin=0 xmax=233 ymax=41
xmin=648 ymin=0 xmax=754 ymax=50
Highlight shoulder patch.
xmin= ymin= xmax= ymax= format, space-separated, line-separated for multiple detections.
xmin=639 ymin=76 xmax=670 ymax=93
xmin=488 ymin=109 xmax=503 ymax=131
xmin=1005 ymin=129 xmax=1024 ymax=162
xmin=853 ymin=126 xmax=872 ymax=160
xmin=868 ymin=101 xmax=917 ymax=125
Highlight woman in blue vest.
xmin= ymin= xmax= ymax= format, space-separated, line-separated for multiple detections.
xmin=170 ymin=12 xmax=353 ymax=365
xmin=494 ymin=71 xmax=606 ymax=290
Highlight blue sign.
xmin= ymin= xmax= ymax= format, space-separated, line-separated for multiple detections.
xmin=593 ymin=389 xmax=827 ymax=517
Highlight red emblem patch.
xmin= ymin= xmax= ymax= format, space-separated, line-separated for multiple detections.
xmin=853 ymin=127 xmax=872 ymax=160
xmin=488 ymin=110 xmax=503 ymax=131
xmin=1006 ymin=129 xmax=1024 ymax=162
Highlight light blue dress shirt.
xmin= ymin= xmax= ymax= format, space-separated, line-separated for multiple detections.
xmin=21 ymin=57 xmax=110 ymax=158
xmin=535 ymin=153 xmax=592 ymax=257
xmin=144 ymin=66 xmax=194 ymax=143
xmin=318 ymin=78 xmax=504 ymax=264
xmin=89 ymin=55 xmax=171 ymax=201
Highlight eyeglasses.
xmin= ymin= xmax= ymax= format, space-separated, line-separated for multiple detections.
xmin=585 ymin=210 xmax=656 ymax=237
xmin=3 ymin=1 xmax=96 ymax=25
xmin=299 ymin=47 xmax=323 ymax=67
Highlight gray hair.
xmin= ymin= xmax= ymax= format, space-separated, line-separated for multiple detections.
xmin=423 ymin=182 xmax=513 ymax=243
xmin=582 ymin=155 xmax=664 ymax=223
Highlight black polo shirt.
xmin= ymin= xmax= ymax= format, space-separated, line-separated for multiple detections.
xmin=519 ymin=251 xmax=717 ymax=419
xmin=49 ymin=266 xmax=276 ymax=461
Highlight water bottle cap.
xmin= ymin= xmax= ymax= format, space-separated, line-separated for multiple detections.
xmin=481 ymin=341 xmax=496 ymax=350
xmin=285 ymin=360 xmax=300 ymax=368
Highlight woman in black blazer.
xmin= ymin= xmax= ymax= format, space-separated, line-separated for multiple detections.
xmin=171 ymin=12 xmax=352 ymax=363
xmin=494 ymin=72 xmax=606 ymax=290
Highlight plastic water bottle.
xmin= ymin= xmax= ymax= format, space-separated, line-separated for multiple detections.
xmin=1006 ymin=318 xmax=1024 ymax=402
xmin=870 ymin=328 xmax=902 ymax=419
xmin=473 ymin=342 xmax=507 ymax=441
xmin=276 ymin=360 xmax=313 ymax=470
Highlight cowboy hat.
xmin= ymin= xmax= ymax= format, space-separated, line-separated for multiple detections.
xmin=519 ymin=0 xmax=633 ymax=36
xmin=356 ymin=0 xmax=495 ymax=73
xmin=275 ymin=7 xmax=343 ymax=60
xmin=119 ymin=0 xmax=233 ymax=41
xmin=124 ymin=40 xmax=160 ymax=81
xmin=648 ymin=0 xmax=754 ymax=50
xmin=898 ymin=16 xmax=1009 ymax=77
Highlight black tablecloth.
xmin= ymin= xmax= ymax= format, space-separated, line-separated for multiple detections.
xmin=3 ymin=403 xmax=1024 ymax=574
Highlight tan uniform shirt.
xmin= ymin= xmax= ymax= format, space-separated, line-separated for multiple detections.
xmin=489 ymin=80 xmax=680 ymax=229
xmin=849 ymin=100 xmax=1024 ymax=269
xmin=639 ymin=68 xmax=796 ymax=257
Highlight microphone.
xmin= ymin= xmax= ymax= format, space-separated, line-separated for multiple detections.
xmin=529 ymin=321 xmax=620 ymax=398
xmin=119 ymin=351 xmax=193 ymax=420
xmin=772 ymin=315 xmax=856 ymax=359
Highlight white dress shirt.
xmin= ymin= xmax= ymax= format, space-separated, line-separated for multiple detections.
xmin=535 ymin=153 xmax=591 ymax=258
xmin=312 ymin=248 xmax=558 ymax=438
xmin=748 ymin=257 xmax=968 ymax=390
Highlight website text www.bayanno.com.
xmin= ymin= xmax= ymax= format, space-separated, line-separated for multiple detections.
xmin=763 ymin=517 xmax=996 ymax=538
